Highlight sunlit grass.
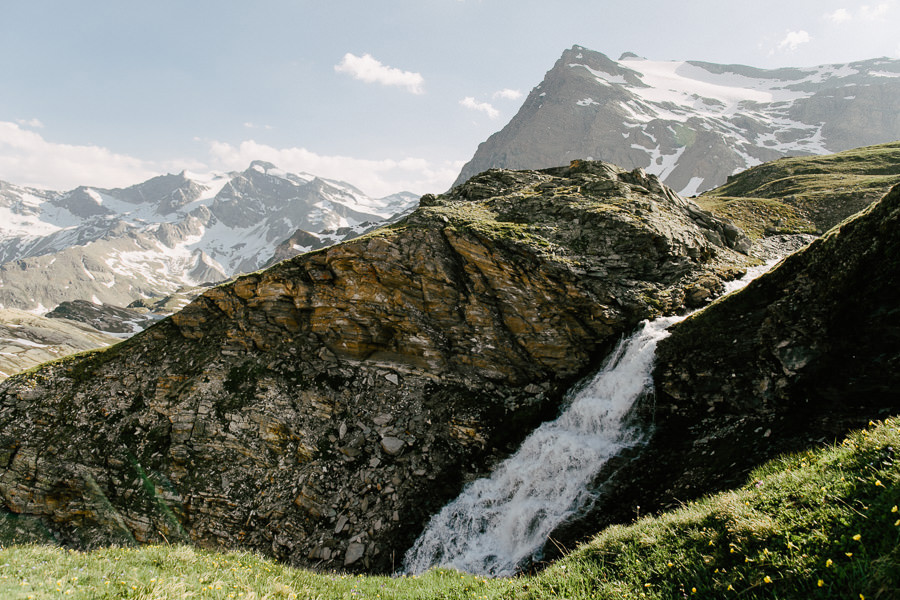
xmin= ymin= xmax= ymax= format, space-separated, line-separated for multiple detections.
xmin=2 ymin=417 xmax=899 ymax=599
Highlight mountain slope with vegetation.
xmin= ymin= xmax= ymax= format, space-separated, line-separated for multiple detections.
xmin=697 ymin=141 xmax=900 ymax=237
xmin=1 ymin=416 xmax=896 ymax=599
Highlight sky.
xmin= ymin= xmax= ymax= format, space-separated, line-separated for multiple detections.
xmin=0 ymin=0 xmax=898 ymax=198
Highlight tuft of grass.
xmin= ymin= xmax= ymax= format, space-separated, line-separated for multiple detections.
xmin=2 ymin=417 xmax=899 ymax=599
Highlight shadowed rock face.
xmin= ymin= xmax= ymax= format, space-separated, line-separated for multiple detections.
xmin=544 ymin=182 xmax=900 ymax=561
xmin=0 ymin=161 xmax=750 ymax=572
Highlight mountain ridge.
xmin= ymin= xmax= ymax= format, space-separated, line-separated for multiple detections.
xmin=454 ymin=45 xmax=900 ymax=195
xmin=0 ymin=165 xmax=418 ymax=313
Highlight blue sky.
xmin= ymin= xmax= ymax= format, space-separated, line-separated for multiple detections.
xmin=1 ymin=0 xmax=897 ymax=196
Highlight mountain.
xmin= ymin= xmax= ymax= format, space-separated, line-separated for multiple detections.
xmin=0 ymin=162 xmax=418 ymax=312
xmin=0 ymin=160 xmax=753 ymax=572
xmin=455 ymin=46 xmax=900 ymax=195
xmin=0 ymin=309 xmax=121 ymax=379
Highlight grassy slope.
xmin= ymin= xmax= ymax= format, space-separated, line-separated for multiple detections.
xmin=697 ymin=141 xmax=900 ymax=238
xmin=1 ymin=417 xmax=897 ymax=599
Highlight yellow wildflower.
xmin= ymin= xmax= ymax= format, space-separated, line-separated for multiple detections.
xmin=892 ymin=505 xmax=898 ymax=513
xmin=763 ymin=576 xmax=772 ymax=584
xmin=826 ymin=558 xmax=833 ymax=567
xmin=853 ymin=534 xmax=862 ymax=541
xmin=818 ymin=579 xmax=824 ymax=587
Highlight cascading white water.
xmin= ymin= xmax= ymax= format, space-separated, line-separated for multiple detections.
xmin=403 ymin=260 xmax=779 ymax=577
xmin=402 ymin=315 xmax=683 ymax=577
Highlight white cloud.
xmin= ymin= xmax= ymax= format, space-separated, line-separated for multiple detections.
xmin=492 ymin=88 xmax=523 ymax=101
xmin=825 ymin=8 xmax=852 ymax=23
xmin=334 ymin=53 xmax=425 ymax=95
xmin=459 ymin=97 xmax=499 ymax=119
xmin=207 ymin=139 xmax=461 ymax=197
xmin=16 ymin=118 xmax=44 ymax=129
xmin=778 ymin=30 xmax=812 ymax=51
xmin=0 ymin=121 xmax=161 ymax=190
xmin=860 ymin=3 xmax=891 ymax=19
xmin=825 ymin=3 xmax=893 ymax=23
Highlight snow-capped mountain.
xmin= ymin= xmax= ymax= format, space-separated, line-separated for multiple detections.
xmin=0 ymin=162 xmax=419 ymax=312
xmin=455 ymin=46 xmax=900 ymax=195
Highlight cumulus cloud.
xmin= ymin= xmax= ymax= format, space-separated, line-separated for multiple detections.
xmin=0 ymin=121 xmax=162 ymax=190
xmin=492 ymin=88 xmax=523 ymax=101
xmin=207 ymin=139 xmax=461 ymax=197
xmin=334 ymin=53 xmax=425 ymax=95
xmin=778 ymin=30 xmax=812 ymax=51
xmin=459 ymin=97 xmax=499 ymax=119
xmin=825 ymin=8 xmax=853 ymax=23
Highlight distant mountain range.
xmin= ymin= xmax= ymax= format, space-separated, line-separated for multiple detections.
xmin=0 ymin=161 xmax=418 ymax=312
xmin=455 ymin=45 xmax=900 ymax=195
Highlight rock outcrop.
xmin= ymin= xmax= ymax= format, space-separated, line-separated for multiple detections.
xmin=545 ymin=181 xmax=900 ymax=560
xmin=0 ymin=161 xmax=751 ymax=572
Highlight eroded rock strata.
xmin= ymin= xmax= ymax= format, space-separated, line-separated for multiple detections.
xmin=0 ymin=161 xmax=750 ymax=572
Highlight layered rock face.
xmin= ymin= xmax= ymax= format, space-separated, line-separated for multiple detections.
xmin=546 ymin=182 xmax=900 ymax=558
xmin=0 ymin=161 xmax=750 ymax=572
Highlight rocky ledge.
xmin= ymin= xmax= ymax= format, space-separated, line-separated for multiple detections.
xmin=0 ymin=161 xmax=750 ymax=572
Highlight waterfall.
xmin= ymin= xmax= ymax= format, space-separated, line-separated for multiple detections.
xmin=403 ymin=315 xmax=683 ymax=577
xmin=403 ymin=260 xmax=778 ymax=577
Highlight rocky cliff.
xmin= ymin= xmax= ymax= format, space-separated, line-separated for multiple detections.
xmin=0 ymin=161 xmax=750 ymax=572
xmin=545 ymin=181 xmax=900 ymax=560
xmin=455 ymin=46 xmax=900 ymax=195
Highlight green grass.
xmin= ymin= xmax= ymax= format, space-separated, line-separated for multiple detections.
xmin=695 ymin=196 xmax=816 ymax=239
xmin=2 ymin=417 xmax=899 ymax=599
xmin=699 ymin=142 xmax=900 ymax=235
